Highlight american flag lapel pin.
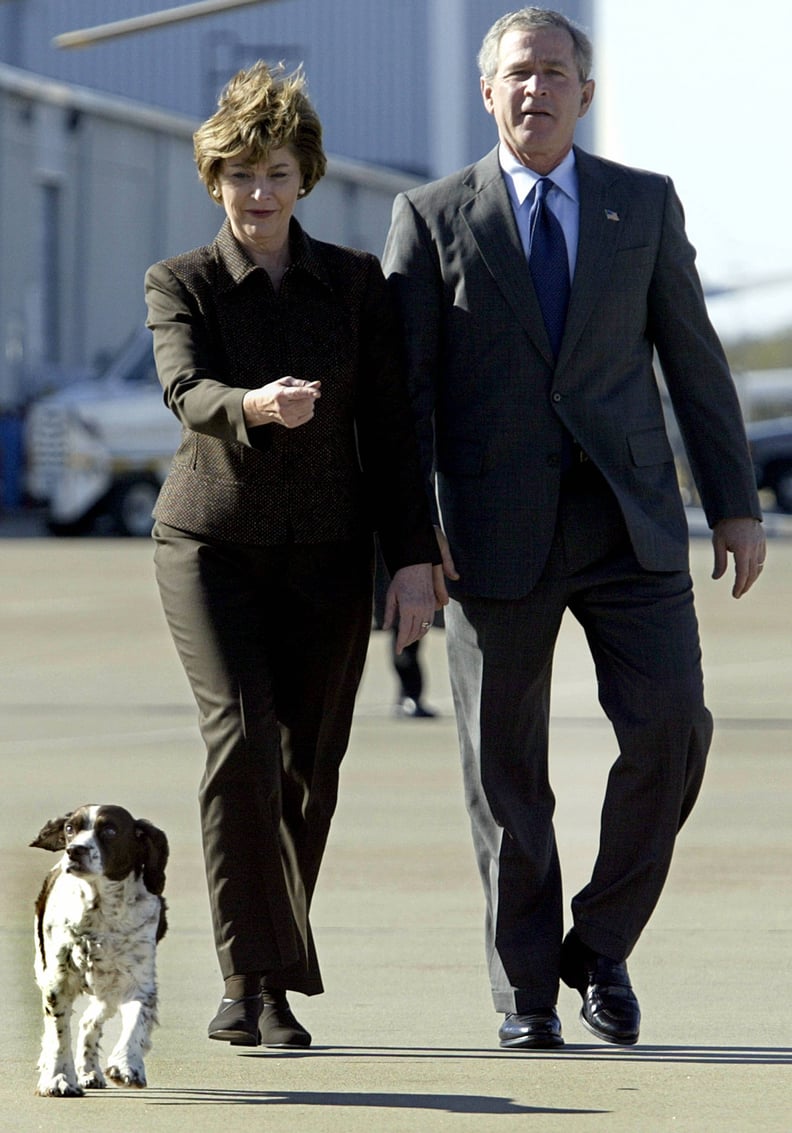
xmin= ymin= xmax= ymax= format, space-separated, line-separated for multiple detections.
xmin=605 ymin=208 xmax=620 ymax=222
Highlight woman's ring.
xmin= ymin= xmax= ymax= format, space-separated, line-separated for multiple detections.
xmin=421 ymin=620 xmax=432 ymax=629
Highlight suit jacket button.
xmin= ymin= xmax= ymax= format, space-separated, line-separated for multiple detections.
xmin=551 ymin=391 xmax=563 ymax=402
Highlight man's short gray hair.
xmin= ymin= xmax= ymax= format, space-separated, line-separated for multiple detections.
xmin=477 ymin=7 xmax=593 ymax=83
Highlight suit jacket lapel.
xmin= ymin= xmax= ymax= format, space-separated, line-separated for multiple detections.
xmin=557 ymin=148 xmax=624 ymax=369
xmin=459 ymin=149 xmax=553 ymax=362
xmin=458 ymin=147 xmax=628 ymax=368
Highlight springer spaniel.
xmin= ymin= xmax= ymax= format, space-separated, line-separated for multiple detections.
xmin=31 ymin=804 xmax=168 ymax=1097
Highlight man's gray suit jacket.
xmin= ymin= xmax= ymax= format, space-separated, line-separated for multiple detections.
xmin=383 ymin=146 xmax=761 ymax=600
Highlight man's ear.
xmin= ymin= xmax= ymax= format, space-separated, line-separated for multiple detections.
xmin=481 ymin=76 xmax=495 ymax=116
xmin=578 ymin=79 xmax=595 ymax=119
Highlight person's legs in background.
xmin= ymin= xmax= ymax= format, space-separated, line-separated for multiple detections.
xmin=373 ymin=536 xmax=437 ymax=718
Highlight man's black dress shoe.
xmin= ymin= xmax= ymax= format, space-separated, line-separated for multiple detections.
xmin=207 ymin=994 xmax=262 ymax=1045
xmin=560 ymin=931 xmax=640 ymax=1045
xmin=498 ymin=1008 xmax=564 ymax=1049
xmin=259 ymin=989 xmax=312 ymax=1048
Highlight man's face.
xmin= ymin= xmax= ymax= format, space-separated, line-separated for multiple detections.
xmin=481 ymin=26 xmax=594 ymax=173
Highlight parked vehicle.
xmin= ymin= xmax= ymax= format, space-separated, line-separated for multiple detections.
xmin=24 ymin=329 xmax=180 ymax=536
xmin=745 ymin=416 xmax=792 ymax=514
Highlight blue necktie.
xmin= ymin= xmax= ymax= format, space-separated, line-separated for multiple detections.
xmin=528 ymin=178 xmax=570 ymax=358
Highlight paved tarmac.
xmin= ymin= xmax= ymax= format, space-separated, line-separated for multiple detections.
xmin=0 ymin=518 xmax=790 ymax=1132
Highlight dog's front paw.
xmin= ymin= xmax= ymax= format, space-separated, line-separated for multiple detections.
xmin=35 ymin=1073 xmax=84 ymax=1098
xmin=106 ymin=1061 xmax=146 ymax=1089
xmin=78 ymin=1069 xmax=107 ymax=1090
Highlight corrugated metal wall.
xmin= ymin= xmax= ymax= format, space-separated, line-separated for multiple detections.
xmin=2 ymin=0 xmax=593 ymax=176
xmin=0 ymin=65 xmax=425 ymax=408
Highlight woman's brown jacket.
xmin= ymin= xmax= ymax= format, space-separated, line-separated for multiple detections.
xmin=145 ymin=218 xmax=438 ymax=573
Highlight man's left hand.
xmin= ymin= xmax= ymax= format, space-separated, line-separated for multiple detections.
xmin=712 ymin=517 xmax=766 ymax=598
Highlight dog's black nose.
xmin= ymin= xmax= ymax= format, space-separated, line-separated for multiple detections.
xmin=66 ymin=844 xmax=88 ymax=861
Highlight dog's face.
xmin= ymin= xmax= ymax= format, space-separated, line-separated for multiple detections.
xmin=62 ymin=805 xmax=139 ymax=880
xmin=31 ymin=805 xmax=169 ymax=893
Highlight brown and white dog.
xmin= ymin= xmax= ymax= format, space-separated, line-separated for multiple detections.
xmin=31 ymin=804 xmax=168 ymax=1097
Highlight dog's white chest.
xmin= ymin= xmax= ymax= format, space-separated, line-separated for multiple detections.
xmin=40 ymin=873 xmax=159 ymax=989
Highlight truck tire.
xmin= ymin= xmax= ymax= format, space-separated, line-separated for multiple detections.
xmin=771 ymin=463 xmax=792 ymax=514
xmin=109 ymin=478 xmax=159 ymax=537
xmin=47 ymin=514 xmax=96 ymax=536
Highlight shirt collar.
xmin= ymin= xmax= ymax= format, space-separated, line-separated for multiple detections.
xmin=215 ymin=217 xmax=333 ymax=291
xmin=498 ymin=142 xmax=578 ymax=207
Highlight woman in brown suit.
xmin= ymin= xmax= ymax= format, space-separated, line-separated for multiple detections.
xmin=145 ymin=61 xmax=440 ymax=1049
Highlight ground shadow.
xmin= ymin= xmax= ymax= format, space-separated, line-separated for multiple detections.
xmin=142 ymin=1087 xmax=606 ymax=1114
xmin=238 ymin=1043 xmax=792 ymax=1067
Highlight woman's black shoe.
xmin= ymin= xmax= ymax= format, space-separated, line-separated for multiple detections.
xmin=207 ymin=994 xmax=263 ymax=1045
xmin=259 ymin=989 xmax=312 ymax=1047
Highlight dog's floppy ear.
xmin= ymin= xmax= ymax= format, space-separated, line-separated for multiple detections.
xmin=30 ymin=814 xmax=71 ymax=852
xmin=135 ymin=819 xmax=169 ymax=895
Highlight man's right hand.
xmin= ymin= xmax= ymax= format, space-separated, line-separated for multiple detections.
xmin=434 ymin=525 xmax=459 ymax=607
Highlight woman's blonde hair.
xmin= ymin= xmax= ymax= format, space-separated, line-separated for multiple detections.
xmin=194 ymin=60 xmax=326 ymax=200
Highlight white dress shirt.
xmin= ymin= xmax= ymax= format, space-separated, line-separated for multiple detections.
xmin=498 ymin=143 xmax=580 ymax=279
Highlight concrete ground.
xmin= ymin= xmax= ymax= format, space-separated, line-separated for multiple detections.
xmin=0 ymin=519 xmax=790 ymax=1132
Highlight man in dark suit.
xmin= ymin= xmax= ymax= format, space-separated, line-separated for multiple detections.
xmin=383 ymin=7 xmax=765 ymax=1050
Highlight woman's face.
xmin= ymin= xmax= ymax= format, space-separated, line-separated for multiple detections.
xmin=216 ymin=146 xmax=302 ymax=257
